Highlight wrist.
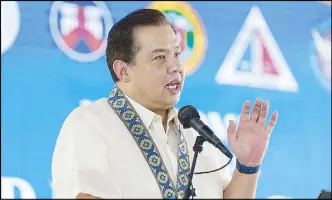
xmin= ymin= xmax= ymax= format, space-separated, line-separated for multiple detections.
xmin=236 ymin=159 xmax=260 ymax=174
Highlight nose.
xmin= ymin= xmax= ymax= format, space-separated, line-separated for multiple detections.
xmin=167 ymin=56 xmax=183 ymax=74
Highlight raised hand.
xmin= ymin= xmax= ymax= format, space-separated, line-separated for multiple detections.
xmin=227 ymin=98 xmax=278 ymax=167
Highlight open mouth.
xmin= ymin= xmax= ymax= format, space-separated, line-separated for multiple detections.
xmin=165 ymin=81 xmax=180 ymax=94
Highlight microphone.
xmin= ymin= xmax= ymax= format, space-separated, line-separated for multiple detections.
xmin=178 ymin=105 xmax=233 ymax=159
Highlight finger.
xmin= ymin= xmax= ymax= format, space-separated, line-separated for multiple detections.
xmin=227 ymin=120 xmax=237 ymax=148
xmin=227 ymin=120 xmax=237 ymax=135
xmin=239 ymin=100 xmax=251 ymax=122
xmin=257 ymin=100 xmax=269 ymax=126
xmin=250 ymin=98 xmax=263 ymax=122
xmin=265 ymin=111 xmax=278 ymax=134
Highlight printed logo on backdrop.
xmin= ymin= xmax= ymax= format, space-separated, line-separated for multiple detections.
xmin=148 ymin=1 xmax=207 ymax=76
xmin=49 ymin=1 xmax=113 ymax=62
xmin=310 ymin=17 xmax=331 ymax=92
xmin=215 ymin=6 xmax=299 ymax=93
xmin=1 ymin=177 xmax=36 ymax=198
xmin=1 ymin=1 xmax=20 ymax=55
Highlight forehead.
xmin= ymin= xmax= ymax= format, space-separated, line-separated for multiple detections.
xmin=134 ymin=25 xmax=180 ymax=52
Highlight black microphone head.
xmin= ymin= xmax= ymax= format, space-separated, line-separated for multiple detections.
xmin=178 ymin=105 xmax=200 ymax=129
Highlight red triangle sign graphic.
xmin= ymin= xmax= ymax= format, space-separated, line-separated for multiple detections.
xmin=215 ymin=6 xmax=298 ymax=92
xmin=258 ymin=33 xmax=279 ymax=75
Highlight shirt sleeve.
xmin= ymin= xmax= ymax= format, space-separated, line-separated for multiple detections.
xmin=215 ymin=147 xmax=233 ymax=191
xmin=52 ymin=107 xmax=122 ymax=198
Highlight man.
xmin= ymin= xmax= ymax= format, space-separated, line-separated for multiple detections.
xmin=52 ymin=9 xmax=278 ymax=199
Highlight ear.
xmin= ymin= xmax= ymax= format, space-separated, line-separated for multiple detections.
xmin=113 ymin=60 xmax=130 ymax=82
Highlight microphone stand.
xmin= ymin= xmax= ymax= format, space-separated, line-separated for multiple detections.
xmin=184 ymin=136 xmax=205 ymax=199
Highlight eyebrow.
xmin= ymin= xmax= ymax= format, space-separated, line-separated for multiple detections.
xmin=149 ymin=45 xmax=181 ymax=55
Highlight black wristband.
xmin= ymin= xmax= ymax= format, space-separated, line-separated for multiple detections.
xmin=236 ymin=159 xmax=260 ymax=174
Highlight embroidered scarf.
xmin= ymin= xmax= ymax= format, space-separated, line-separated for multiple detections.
xmin=107 ymin=86 xmax=190 ymax=199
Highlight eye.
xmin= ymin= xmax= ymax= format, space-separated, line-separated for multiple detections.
xmin=174 ymin=52 xmax=181 ymax=58
xmin=154 ymin=55 xmax=166 ymax=60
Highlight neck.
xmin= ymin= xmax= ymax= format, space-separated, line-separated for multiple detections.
xmin=117 ymin=83 xmax=169 ymax=128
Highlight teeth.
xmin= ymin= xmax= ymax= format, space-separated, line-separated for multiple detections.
xmin=166 ymin=83 xmax=178 ymax=89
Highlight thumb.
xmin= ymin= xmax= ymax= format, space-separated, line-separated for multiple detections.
xmin=227 ymin=120 xmax=237 ymax=146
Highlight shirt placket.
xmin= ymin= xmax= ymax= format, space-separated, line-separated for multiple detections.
xmin=150 ymin=115 xmax=178 ymax=185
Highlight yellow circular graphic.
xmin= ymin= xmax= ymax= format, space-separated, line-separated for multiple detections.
xmin=148 ymin=1 xmax=207 ymax=76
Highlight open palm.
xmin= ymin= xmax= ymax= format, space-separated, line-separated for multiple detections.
xmin=227 ymin=98 xmax=278 ymax=167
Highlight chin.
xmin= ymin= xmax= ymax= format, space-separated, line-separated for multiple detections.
xmin=166 ymin=95 xmax=181 ymax=106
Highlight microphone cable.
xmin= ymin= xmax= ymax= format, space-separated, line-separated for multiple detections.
xmin=194 ymin=157 xmax=232 ymax=175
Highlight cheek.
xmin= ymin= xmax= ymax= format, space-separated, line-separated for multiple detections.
xmin=149 ymin=68 xmax=167 ymax=84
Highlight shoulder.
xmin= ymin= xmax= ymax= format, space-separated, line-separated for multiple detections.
xmin=65 ymin=98 xmax=114 ymax=123
xmin=52 ymin=98 xmax=122 ymax=198
xmin=52 ymin=98 xmax=117 ymax=169
xmin=55 ymin=97 xmax=121 ymax=146
xmin=60 ymin=98 xmax=120 ymax=133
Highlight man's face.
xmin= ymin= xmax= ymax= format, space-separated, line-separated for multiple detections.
xmin=127 ymin=24 xmax=184 ymax=110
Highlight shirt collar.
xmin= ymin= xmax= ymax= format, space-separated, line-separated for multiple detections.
xmin=166 ymin=106 xmax=181 ymax=130
xmin=125 ymin=95 xmax=180 ymax=129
